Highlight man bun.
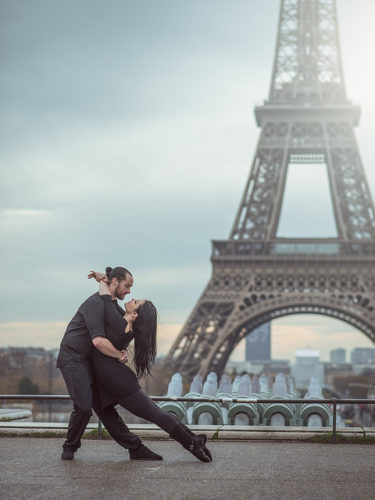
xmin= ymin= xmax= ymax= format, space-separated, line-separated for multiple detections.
xmin=105 ymin=266 xmax=132 ymax=282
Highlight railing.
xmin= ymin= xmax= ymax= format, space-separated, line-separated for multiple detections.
xmin=1 ymin=395 xmax=375 ymax=444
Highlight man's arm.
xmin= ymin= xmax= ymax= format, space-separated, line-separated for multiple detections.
xmin=92 ymin=336 xmax=127 ymax=362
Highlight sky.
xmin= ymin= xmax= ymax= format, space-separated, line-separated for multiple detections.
xmin=1 ymin=0 xmax=375 ymax=363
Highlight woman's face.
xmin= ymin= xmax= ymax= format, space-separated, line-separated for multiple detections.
xmin=124 ymin=298 xmax=146 ymax=314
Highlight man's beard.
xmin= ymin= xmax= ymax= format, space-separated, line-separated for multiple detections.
xmin=115 ymin=286 xmax=124 ymax=300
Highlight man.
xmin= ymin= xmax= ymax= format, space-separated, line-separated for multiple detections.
xmin=56 ymin=266 xmax=162 ymax=461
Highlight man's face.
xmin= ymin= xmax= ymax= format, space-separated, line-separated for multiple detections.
xmin=114 ymin=274 xmax=134 ymax=300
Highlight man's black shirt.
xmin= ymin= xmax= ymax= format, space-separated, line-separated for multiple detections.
xmin=56 ymin=292 xmax=125 ymax=368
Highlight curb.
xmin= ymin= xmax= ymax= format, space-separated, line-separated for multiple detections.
xmin=1 ymin=423 xmax=374 ymax=441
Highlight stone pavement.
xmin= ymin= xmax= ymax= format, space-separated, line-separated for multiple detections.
xmin=1 ymin=438 xmax=374 ymax=500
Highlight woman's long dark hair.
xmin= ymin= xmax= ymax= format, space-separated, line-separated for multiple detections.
xmin=133 ymin=301 xmax=157 ymax=378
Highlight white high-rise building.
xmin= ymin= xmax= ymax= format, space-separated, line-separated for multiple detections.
xmin=291 ymin=349 xmax=324 ymax=389
xmin=245 ymin=322 xmax=271 ymax=361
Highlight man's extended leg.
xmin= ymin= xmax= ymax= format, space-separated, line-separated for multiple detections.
xmin=91 ymin=387 xmax=162 ymax=460
xmin=92 ymin=394 xmax=141 ymax=449
xmin=60 ymin=361 xmax=94 ymax=459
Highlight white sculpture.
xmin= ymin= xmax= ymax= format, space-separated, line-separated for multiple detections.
xmin=202 ymin=372 xmax=218 ymax=396
xmin=272 ymin=373 xmax=287 ymax=397
xmin=238 ymin=374 xmax=251 ymax=397
xmin=167 ymin=373 xmax=183 ymax=397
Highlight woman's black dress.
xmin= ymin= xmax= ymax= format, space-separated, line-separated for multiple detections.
xmin=92 ymin=295 xmax=181 ymax=437
xmin=92 ymin=295 xmax=141 ymax=409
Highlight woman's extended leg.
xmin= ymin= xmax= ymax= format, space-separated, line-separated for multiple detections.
xmin=119 ymin=390 xmax=212 ymax=462
xmin=119 ymin=390 xmax=180 ymax=434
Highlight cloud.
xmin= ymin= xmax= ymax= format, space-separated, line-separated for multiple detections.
xmin=155 ymin=324 xmax=182 ymax=355
xmin=0 ymin=209 xmax=51 ymax=217
xmin=0 ymin=209 xmax=53 ymax=230
xmin=0 ymin=321 xmax=67 ymax=349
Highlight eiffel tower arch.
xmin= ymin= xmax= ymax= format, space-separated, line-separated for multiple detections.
xmin=163 ymin=0 xmax=375 ymax=379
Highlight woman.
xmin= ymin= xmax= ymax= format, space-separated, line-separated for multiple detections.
xmin=90 ymin=267 xmax=212 ymax=463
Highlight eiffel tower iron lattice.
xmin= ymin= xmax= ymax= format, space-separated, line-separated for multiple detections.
xmin=163 ymin=0 xmax=375 ymax=379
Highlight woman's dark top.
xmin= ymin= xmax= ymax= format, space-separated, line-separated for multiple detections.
xmin=92 ymin=295 xmax=141 ymax=408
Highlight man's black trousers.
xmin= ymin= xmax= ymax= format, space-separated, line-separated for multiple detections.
xmin=60 ymin=359 xmax=141 ymax=452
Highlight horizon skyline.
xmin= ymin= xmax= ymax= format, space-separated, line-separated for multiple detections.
xmin=1 ymin=312 xmax=374 ymax=364
xmin=2 ymin=330 xmax=374 ymax=367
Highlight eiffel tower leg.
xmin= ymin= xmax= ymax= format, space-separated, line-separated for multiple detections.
xmin=164 ymin=276 xmax=237 ymax=378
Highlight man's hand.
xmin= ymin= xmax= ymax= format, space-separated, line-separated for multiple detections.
xmin=118 ymin=350 xmax=128 ymax=364
xmin=92 ymin=338 xmax=127 ymax=362
xmin=88 ymin=270 xmax=108 ymax=283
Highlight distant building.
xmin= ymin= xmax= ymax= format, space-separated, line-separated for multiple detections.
xmin=330 ymin=348 xmax=346 ymax=364
xmin=245 ymin=322 xmax=271 ymax=361
xmin=323 ymin=362 xmax=353 ymax=389
xmin=2 ymin=346 xmax=49 ymax=361
xmin=350 ymin=347 xmax=375 ymax=364
xmin=291 ymin=349 xmax=324 ymax=389
xmin=227 ymin=359 xmax=290 ymax=376
xmin=262 ymin=359 xmax=290 ymax=378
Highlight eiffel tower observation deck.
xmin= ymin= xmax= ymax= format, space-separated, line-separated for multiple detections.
xmin=164 ymin=0 xmax=375 ymax=379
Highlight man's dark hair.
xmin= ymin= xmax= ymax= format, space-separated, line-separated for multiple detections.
xmin=105 ymin=266 xmax=132 ymax=283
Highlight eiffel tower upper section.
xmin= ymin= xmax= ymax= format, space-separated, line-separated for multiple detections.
xmin=270 ymin=0 xmax=346 ymax=106
xmin=227 ymin=0 xmax=375 ymax=247
xmin=164 ymin=0 xmax=375 ymax=379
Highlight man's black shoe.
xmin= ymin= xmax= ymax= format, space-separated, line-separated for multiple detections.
xmin=129 ymin=444 xmax=163 ymax=461
xmin=61 ymin=448 xmax=75 ymax=460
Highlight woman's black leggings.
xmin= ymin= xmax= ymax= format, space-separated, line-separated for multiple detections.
xmin=119 ymin=390 xmax=180 ymax=434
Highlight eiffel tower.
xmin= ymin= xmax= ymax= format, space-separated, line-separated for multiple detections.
xmin=164 ymin=0 xmax=375 ymax=379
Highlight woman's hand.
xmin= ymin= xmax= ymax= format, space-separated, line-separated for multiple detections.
xmin=88 ymin=270 xmax=108 ymax=283
xmin=99 ymin=280 xmax=111 ymax=296
xmin=124 ymin=311 xmax=138 ymax=333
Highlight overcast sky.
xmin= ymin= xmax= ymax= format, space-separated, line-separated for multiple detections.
xmin=1 ymin=0 xmax=375 ymax=362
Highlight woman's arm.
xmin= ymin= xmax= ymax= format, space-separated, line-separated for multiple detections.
xmin=101 ymin=295 xmax=129 ymax=332
xmin=101 ymin=296 xmax=134 ymax=348
xmin=83 ymin=298 xmax=127 ymax=363
xmin=98 ymin=281 xmax=134 ymax=346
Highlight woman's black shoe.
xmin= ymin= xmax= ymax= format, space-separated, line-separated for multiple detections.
xmin=197 ymin=434 xmax=212 ymax=461
xmin=188 ymin=434 xmax=212 ymax=462
xmin=129 ymin=444 xmax=163 ymax=461
xmin=169 ymin=424 xmax=213 ymax=462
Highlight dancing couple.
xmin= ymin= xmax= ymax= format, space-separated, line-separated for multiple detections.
xmin=56 ymin=266 xmax=212 ymax=462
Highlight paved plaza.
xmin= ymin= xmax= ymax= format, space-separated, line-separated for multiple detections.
xmin=1 ymin=438 xmax=374 ymax=500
